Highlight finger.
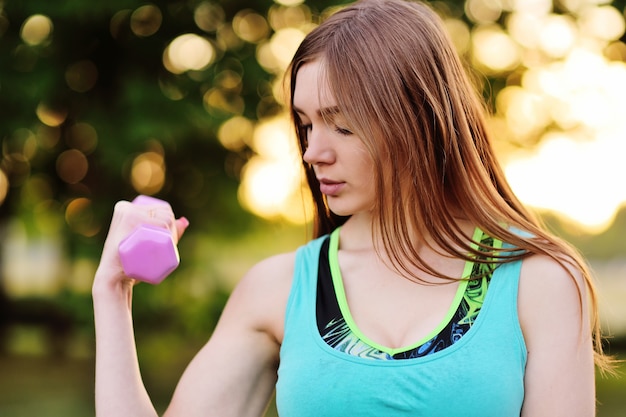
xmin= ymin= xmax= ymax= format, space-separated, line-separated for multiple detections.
xmin=174 ymin=217 xmax=190 ymax=241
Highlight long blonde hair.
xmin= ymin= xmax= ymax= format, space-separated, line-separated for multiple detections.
xmin=287 ymin=0 xmax=612 ymax=371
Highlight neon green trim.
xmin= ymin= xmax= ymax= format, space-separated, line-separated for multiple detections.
xmin=461 ymin=227 xmax=486 ymax=279
xmin=328 ymin=227 xmax=484 ymax=356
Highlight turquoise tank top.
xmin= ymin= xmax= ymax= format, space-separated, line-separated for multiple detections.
xmin=276 ymin=234 xmax=527 ymax=416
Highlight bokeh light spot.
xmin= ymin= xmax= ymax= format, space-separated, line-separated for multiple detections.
xmin=238 ymin=158 xmax=295 ymax=219
xmin=36 ymin=102 xmax=67 ymax=127
xmin=218 ymin=116 xmax=254 ymax=151
xmin=194 ymin=2 xmax=225 ymax=33
xmin=465 ymin=0 xmax=502 ymax=24
xmin=605 ymin=41 xmax=626 ymax=61
xmin=257 ymin=27 xmax=306 ymax=73
xmin=252 ymin=117 xmax=296 ymax=159
xmin=20 ymin=14 xmax=53 ymax=46
xmin=65 ymin=198 xmax=100 ymax=237
xmin=110 ymin=9 xmax=132 ymax=40
xmin=232 ymin=10 xmax=270 ymax=43
xmin=268 ymin=4 xmax=311 ymax=31
xmin=3 ymin=128 xmax=38 ymax=161
xmin=130 ymin=152 xmax=165 ymax=195
xmin=56 ymin=149 xmax=88 ymax=184
xmin=163 ymin=34 xmax=215 ymax=74
xmin=35 ymin=125 xmax=61 ymax=150
xmin=269 ymin=27 xmax=305 ymax=70
xmin=0 ymin=169 xmax=8 ymax=206
xmin=579 ymin=5 xmax=625 ymax=42
xmin=215 ymin=70 xmax=242 ymax=91
xmin=507 ymin=11 xmax=542 ymax=49
xmin=538 ymin=14 xmax=577 ymax=58
xmin=130 ymin=4 xmax=162 ymax=37
xmin=472 ymin=26 xmax=520 ymax=73
xmin=65 ymin=60 xmax=98 ymax=92
xmin=497 ymin=86 xmax=550 ymax=142
xmin=203 ymin=88 xmax=245 ymax=116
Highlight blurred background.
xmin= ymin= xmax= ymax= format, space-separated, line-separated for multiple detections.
xmin=0 ymin=0 xmax=625 ymax=415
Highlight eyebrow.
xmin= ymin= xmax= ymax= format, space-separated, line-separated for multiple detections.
xmin=293 ymin=105 xmax=341 ymax=119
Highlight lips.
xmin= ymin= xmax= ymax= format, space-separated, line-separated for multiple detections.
xmin=318 ymin=178 xmax=345 ymax=196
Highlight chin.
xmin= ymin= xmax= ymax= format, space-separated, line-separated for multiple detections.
xmin=329 ymin=209 xmax=353 ymax=217
xmin=326 ymin=204 xmax=352 ymax=217
xmin=327 ymin=203 xmax=366 ymax=218
xmin=325 ymin=195 xmax=374 ymax=218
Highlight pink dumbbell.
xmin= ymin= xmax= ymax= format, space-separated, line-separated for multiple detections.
xmin=118 ymin=195 xmax=180 ymax=284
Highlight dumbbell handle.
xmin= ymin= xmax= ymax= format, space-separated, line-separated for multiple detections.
xmin=118 ymin=195 xmax=180 ymax=284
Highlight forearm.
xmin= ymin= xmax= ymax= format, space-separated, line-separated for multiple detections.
xmin=93 ymin=279 xmax=158 ymax=417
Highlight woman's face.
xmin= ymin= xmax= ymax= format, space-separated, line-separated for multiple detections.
xmin=293 ymin=61 xmax=376 ymax=217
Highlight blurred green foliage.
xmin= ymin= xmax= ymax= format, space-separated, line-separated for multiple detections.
xmin=1 ymin=0 xmax=273 ymax=235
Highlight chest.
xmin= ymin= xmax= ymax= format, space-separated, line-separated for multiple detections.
xmin=337 ymin=250 xmax=466 ymax=350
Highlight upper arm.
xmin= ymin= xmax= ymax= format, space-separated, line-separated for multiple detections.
xmin=164 ymin=252 xmax=296 ymax=417
xmin=518 ymin=254 xmax=596 ymax=417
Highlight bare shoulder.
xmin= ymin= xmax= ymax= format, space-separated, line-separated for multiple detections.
xmin=224 ymin=251 xmax=297 ymax=343
xmin=517 ymin=253 xmax=589 ymax=344
xmin=516 ymin=250 xmax=596 ymax=415
xmin=236 ymin=251 xmax=297 ymax=302
xmin=519 ymin=252 xmax=585 ymax=288
xmin=518 ymin=254 xmax=586 ymax=307
xmin=245 ymin=251 xmax=297 ymax=283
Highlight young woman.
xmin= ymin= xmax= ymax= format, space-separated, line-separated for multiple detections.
xmin=93 ymin=0 xmax=611 ymax=415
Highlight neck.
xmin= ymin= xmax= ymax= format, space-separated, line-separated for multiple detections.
xmin=338 ymin=212 xmax=476 ymax=258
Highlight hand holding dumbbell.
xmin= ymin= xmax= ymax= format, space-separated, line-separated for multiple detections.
xmin=118 ymin=195 xmax=181 ymax=284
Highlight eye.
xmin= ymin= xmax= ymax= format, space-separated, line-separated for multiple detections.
xmin=301 ymin=124 xmax=312 ymax=140
xmin=300 ymin=124 xmax=311 ymax=149
xmin=334 ymin=126 xmax=353 ymax=136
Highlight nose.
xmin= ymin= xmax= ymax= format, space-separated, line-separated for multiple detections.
xmin=302 ymin=125 xmax=335 ymax=166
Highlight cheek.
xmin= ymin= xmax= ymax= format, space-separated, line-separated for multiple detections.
xmin=355 ymin=153 xmax=378 ymax=198
xmin=353 ymin=143 xmax=373 ymax=166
